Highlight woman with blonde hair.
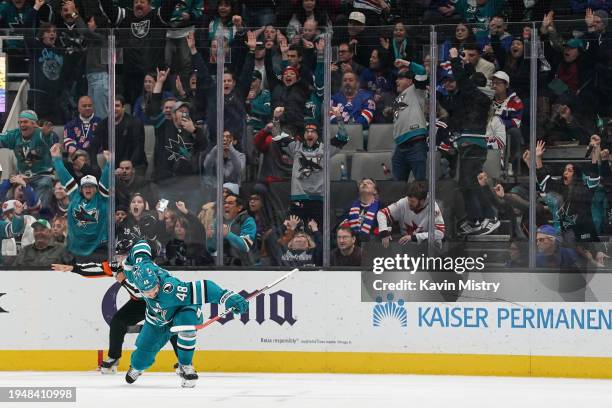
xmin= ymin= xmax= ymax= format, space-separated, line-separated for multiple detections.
xmin=273 ymin=215 xmax=322 ymax=267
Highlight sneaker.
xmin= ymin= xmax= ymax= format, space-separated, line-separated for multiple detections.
xmin=100 ymin=357 xmax=119 ymax=374
xmin=177 ymin=364 xmax=198 ymax=388
xmin=458 ymin=219 xmax=470 ymax=230
xmin=125 ymin=366 xmax=142 ymax=384
xmin=475 ymin=218 xmax=501 ymax=235
xmin=458 ymin=220 xmax=481 ymax=235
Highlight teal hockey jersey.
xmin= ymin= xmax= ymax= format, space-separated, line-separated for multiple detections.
xmin=53 ymin=157 xmax=109 ymax=256
xmin=123 ymin=240 xmax=228 ymax=327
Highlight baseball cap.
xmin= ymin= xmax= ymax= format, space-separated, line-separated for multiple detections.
xmin=348 ymin=11 xmax=366 ymax=25
xmin=492 ymin=71 xmax=510 ymax=85
xmin=283 ymin=66 xmax=300 ymax=77
xmin=564 ymin=38 xmax=584 ymax=49
xmin=32 ymin=219 xmax=51 ymax=229
xmin=537 ymin=225 xmax=559 ymax=241
xmin=223 ymin=182 xmax=240 ymax=196
xmin=397 ymin=69 xmax=415 ymax=80
xmin=2 ymin=199 xmax=17 ymax=213
xmin=80 ymin=175 xmax=98 ymax=188
xmin=440 ymin=72 xmax=456 ymax=82
xmin=172 ymin=101 xmax=191 ymax=113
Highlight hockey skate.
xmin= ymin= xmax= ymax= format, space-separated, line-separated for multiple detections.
xmin=100 ymin=357 xmax=119 ymax=374
xmin=177 ymin=364 xmax=198 ymax=388
xmin=125 ymin=366 xmax=142 ymax=384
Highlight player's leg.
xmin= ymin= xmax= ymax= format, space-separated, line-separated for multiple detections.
xmin=172 ymin=306 xmax=203 ymax=388
xmin=126 ymin=322 xmax=167 ymax=384
xmin=169 ymin=334 xmax=180 ymax=371
xmin=102 ymin=299 xmax=146 ymax=374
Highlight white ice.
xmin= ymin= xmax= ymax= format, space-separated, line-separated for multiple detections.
xmin=1 ymin=371 xmax=611 ymax=408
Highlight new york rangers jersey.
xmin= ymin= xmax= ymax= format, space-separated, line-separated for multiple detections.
xmin=330 ymin=90 xmax=376 ymax=128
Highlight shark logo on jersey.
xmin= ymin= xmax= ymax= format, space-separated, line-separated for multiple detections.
xmin=392 ymin=96 xmax=409 ymax=120
xmin=297 ymin=152 xmax=322 ymax=179
xmin=163 ymin=283 xmax=174 ymax=294
xmin=165 ymin=134 xmax=193 ymax=162
xmin=304 ymin=100 xmax=316 ymax=119
xmin=557 ymin=205 xmax=578 ymax=229
xmin=17 ymin=145 xmax=44 ymax=169
xmin=7 ymin=12 xmax=25 ymax=30
xmin=131 ymin=20 xmax=150 ymax=38
xmin=151 ymin=304 xmax=167 ymax=319
xmin=73 ymin=203 xmax=99 ymax=226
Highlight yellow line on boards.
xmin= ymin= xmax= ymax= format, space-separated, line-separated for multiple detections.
xmin=1 ymin=351 xmax=612 ymax=379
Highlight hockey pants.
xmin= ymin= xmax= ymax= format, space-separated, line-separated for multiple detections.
xmin=130 ymin=306 xmax=203 ymax=371
xmin=109 ymin=299 xmax=180 ymax=361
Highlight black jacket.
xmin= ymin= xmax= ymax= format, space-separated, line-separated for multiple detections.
xmin=437 ymin=57 xmax=491 ymax=134
xmin=146 ymin=93 xmax=208 ymax=181
xmin=90 ymin=113 xmax=147 ymax=170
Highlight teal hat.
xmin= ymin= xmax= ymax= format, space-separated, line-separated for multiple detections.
xmin=564 ymin=38 xmax=584 ymax=50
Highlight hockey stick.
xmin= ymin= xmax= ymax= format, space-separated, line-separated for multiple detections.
xmin=170 ymin=268 xmax=298 ymax=332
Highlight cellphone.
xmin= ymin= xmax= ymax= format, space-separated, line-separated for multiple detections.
xmin=182 ymin=112 xmax=190 ymax=120
xmin=158 ymin=199 xmax=169 ymax=212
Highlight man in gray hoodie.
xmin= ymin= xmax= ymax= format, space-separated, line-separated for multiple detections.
xmin=391 ymin=60 xmax=428 ymax=182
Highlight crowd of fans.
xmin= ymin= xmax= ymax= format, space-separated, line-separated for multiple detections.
xmin=0 ymin=0 xmax=610 ymax=270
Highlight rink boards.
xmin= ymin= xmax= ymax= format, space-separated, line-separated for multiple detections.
xmin=1 ymin=270 xmax=612 ymax=378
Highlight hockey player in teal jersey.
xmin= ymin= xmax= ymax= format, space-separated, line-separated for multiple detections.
xmin=50 ymin=144 xmax=110 ymax=259
xmin=122 ymin=240 xmax=249 ymax=387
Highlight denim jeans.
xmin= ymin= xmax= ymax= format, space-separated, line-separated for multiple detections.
xmin=87 ymin=72 xmax=109 ymax=120
xmin=28 ymin=174 xmax=54 ymax=208
xmin=391 ymin=139 xmax=427 ymax=182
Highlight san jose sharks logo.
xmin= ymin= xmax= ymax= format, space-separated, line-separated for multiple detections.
xmin=131 ymin=20 xmax=150 ymax=39
xmin=73 ymin=203 xmax=99 ymax=227
xmin=151 ymin=304 xmax=168 ymax=319
xmin=165 ymin=134 xmax=193 ymax=162
xmin=557 ymin=204 xmax=578 ymax=230
xmin=7 ymin=12 xmax=25 ymax=29
xmin=304 ymin=100 xmax=316 ymax=119
xmin=392 ymin=95 xmax=408 ymax=120
xmin=18 ymin=144 xmax=43 ymax=169
xmin=297 ymin=152 xmax=322 ymax=179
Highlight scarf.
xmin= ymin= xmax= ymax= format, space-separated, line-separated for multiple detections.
xmin=347 ymin=198 xmax=380 ymax=235
xmin=392 ymin=39 xmax=407 ymax=60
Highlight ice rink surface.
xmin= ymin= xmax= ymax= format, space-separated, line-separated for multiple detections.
xmin=1 ymin=371 xmax=611 ymax=408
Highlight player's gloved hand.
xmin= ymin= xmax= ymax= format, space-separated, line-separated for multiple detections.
xmin=220 ymin=290 xmax=249 ymax=315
